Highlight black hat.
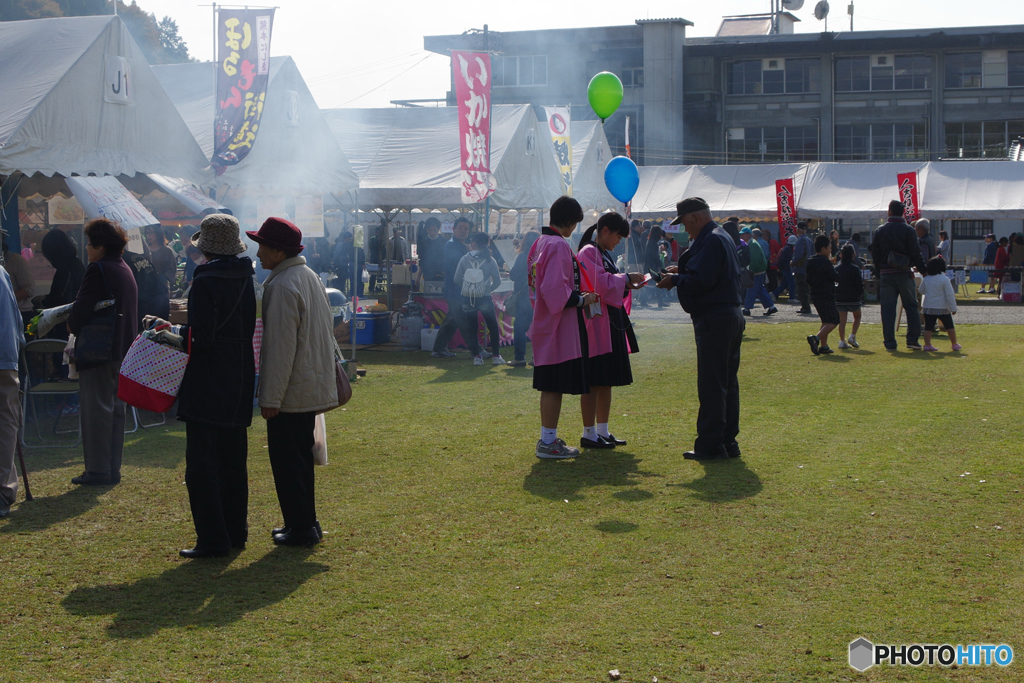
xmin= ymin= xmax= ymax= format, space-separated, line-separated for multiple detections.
xmin=669 ymin=197 xmax=710 ymax=225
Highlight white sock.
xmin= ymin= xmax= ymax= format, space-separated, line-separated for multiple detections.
xmin=541 ymin=427 xmax=557 ymax=445
xmin=583 ymin=425 xmax=597 ymax=441
xmin=596 ymin=423 xmax=610 ymax=438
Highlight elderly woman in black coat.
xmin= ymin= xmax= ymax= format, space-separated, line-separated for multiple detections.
xmin=147 ymin=214 xmax=256 ymax=559
xmin=67 ymin=219 xmax=139 ymax=486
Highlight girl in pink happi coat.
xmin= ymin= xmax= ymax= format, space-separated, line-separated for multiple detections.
xmin=527 ymin=197 xmax=597 ymax=460
xmin=577 ymin=213 xmax=646 ymax=450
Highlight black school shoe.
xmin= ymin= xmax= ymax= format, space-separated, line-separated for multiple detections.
xmin=807 ymin=335 xmax=820 ymax=355
xmin=723 ymin=441 xmax=741 ymax=458
xmin=580 ymin=436 xmax=615 ymax=449
xmin=273 ymin=527 xmax=321 ymax=546
xmin=271 ymin=520 xmax=323 ymax=540
xmin=683 ymin=450 xmax=728 ymax=461
xmin=603 ymin=434 xmax=627 ymax=447
xmin=819 ymin=345 xmax=834 ymax=354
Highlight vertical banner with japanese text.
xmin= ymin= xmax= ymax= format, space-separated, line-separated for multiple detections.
xmin=775 ymin=178 xmax=798 ymax=236
xmin=543 ymin=106 xmax=573 ymax=196
xmin=452 ymin=51 xmax=495 ymax=204
xmin=897 ymin=171 xmax=921 ymax=222
xmin=213 ymin=9 xmax=275 ymax=170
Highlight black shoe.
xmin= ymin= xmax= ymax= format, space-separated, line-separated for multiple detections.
xmin=764 ymin=307 xmax=778 ymax=316
xmin=179 ymin=547 xmax=230 ymax=559
xmin=724 ymin=443 xmax=741 ymax=458
xmin=819 ymin=345 xmax=834 ymax=354
xmin=807 ymin=335 xmax=820 ymax=355
xmin=273 ymin=527 xmax=321 ymax=546
xmin=603 ymin=434 xmax=627 ymax=447
xmin=271 ymin=520 xmax=323 ymax=540
xmin=798 ymin=308 xmax=813 ymax=315
xmin=683 ymin=449 xmax=727 ymax=461
xmin=742 ymin=309 xmax=751 ymax=316
xmin=0 ymin=504 xmax=10 ymax=518
xmin=906 ymin=342 xmax=923 ymax=350
xmin=71 ymin=472 xmax=113 ymax=486
xmin=580 ymin=436 xmax=615 ymax=449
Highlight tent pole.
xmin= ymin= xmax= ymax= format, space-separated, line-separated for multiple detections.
xmin=352 ymin=192 xmax=358 ymax=365
xmin=1 ymin=174 xmax=23 ymax=253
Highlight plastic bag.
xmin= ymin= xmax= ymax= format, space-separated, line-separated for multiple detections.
xmin=312 ymin=413 xmax=328 ymax=466
xmin=63 ymin=334 xmax=78 ymax=380
xmin=361 ymin=268 xmax=370 ymax=284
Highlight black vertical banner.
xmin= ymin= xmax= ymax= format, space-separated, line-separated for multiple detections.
xmin=213 ymin=9 xmax=275 ymax=170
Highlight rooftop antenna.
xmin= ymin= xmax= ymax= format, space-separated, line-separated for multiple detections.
xmin=814 ymin=0 xmax=830 ymax=31
xmin=848 ymin=1 xmax=854 ymax=31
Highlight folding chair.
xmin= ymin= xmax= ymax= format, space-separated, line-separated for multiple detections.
xmin=19 ymin=339 xmax=80 ymax=448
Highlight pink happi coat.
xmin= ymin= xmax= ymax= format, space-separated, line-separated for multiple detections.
xmin=527 ymin=232 xmax=583 ymax=367
xmin=578 ymin=244 xmax=629 ymax=358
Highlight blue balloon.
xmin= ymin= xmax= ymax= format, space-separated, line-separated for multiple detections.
xmin=604 ymin=156 xmax=640 ymax=204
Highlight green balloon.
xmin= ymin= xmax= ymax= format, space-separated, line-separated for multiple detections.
xmin=587 ymin=72 xmax=624 ymax=121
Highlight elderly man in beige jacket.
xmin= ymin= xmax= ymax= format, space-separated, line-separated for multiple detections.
xmin=248 ymin=217 xmax=338 ymax=546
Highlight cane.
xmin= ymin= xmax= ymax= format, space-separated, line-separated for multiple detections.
xmin=15 ymin=439 xmax=32 ymax=502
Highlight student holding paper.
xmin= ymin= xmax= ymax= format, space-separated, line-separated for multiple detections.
xmin=576 ymin=213 xmax=645 ymax=449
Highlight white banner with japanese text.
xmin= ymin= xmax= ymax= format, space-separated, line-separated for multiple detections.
xmin=452 ymin=51 xmax=495 ymax=204
xmin=543 ymin=106 xmax=573 ymax=196
xmin=64 ymin=176 xmax=156 ymax=254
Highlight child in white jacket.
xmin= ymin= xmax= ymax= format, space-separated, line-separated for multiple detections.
xmin=918 ymin=256 xmax=961 ymax=352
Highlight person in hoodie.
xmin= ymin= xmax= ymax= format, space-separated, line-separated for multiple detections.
xmin=144 ymin=214 xmax=257 ymax=559
xmin=454 ymin=231 xmax=505 ymax=366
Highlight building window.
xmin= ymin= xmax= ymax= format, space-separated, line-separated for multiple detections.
xmin=945 ymin=120 xmax=1024 ymax=157
xmin=492 ymin=55 xmax=547 ymax=87
xmin=621 ymin=68 xmax=644 ymax=88
xmin=727 ymin=126 xmax=818 ymax=162
xmin=835 ymin=55 xmax=930 ymax=91
xmin=1009 ymin=51 xmax=1024 ymax=87
xmin=835 ymin=123 xmax=927 ymax=160
xmin=945 ymin=52 xmax=983 ymax=88
xmin=727 ymin=59 xmax=820 ymax=95
xmin=951 ymin=219 xmax=993 ymax=239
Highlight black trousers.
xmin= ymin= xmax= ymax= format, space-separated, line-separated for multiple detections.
xmin=267 ymin=411 xmax=317 ymax=530
xmin=432 ymin=296 xmax=481 ymax=355
xmin=692 ymin=307 xmax=745 ymax=455
xmin=185 ymin=422 xmax=249 ymax=551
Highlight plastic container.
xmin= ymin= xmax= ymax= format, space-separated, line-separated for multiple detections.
xmin=353 ymin=312 xmax=391 ymax=345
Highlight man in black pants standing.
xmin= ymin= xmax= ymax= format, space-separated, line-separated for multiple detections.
xmin=431 ymin=217 xmax=483 ymax=359
xmin=658 ymin=197 xmax=745 ymax=460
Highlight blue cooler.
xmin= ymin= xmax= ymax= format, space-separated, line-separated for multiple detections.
xmin=353 ymin=312 xmax=391 ymax=345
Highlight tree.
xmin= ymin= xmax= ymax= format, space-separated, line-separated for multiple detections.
xmin=156 ymin=16 xmax=190 ymax=63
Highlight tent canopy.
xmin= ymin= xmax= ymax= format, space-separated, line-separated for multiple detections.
xmin=154 ymin=57 xmax=358 ymax=197
xmin=0 ymin=16 xmax=209 ymax=181
xmin=323 ymin=104 xmax=563 ymax=211
xmin=634 ymin=161 xmax=1024 ymax=220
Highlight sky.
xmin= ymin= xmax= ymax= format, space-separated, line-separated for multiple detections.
xmin=135 ymin=0 xmax=1022 ymax=110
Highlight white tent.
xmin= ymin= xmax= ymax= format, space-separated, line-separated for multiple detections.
xmin=633 ymin=163 xmax=807 ymax=218
xmin=0 ymin=16 xmax=208 ymax=182
xmin=153 ymin=57 xmax=358 ymax=197
xmin=567 ymin=120 xmax=617 ymax=213
xmin=322 ymin=104 xmax=563 ymax=211
xmin=796 ymin=162 xmax=927 ymax=220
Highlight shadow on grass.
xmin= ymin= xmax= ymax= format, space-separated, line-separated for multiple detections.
xmin=673 ymin=457 xmax=763 ymax=503
xmin=522 ymin=449 xmax=660 ymax=502
xmin=1 ymin=486 xmax=103 ymax=534
xmin=62 ymin=547 xmax=329 ymax=639
xmin=594 ymin=520 xmax=639 ymax=534
xmin=19 ymin=421 xmax=188 ymax=474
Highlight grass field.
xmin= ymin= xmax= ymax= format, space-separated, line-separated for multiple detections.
xmin=2 ymin=319 xmax=1023 ymax=681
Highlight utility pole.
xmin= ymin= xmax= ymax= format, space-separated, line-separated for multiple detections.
xmin=848 ymin=1 xmax=854 ymax=31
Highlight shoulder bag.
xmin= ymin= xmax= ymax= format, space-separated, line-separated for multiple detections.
xmin=74 ymin=263 xmax=118 ymax=365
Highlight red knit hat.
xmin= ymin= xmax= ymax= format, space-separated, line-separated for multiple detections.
xmin=246 ymin=217 xmax=304 ymax=253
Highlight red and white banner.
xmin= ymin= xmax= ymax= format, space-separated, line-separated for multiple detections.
xmin=897 ymin=171 xmax=921 ymax=222
xmin=543 ymin=106 xmax=573 ymax=196
xmin=453 ymin=51 xmax=495 ymax=204
xmin=775 ymin=178 xmax=798 ymax=236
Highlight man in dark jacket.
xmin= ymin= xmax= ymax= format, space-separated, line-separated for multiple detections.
xmin=148 ymin=214 xmax=256 ymax=559
xmin=658 ymin=197 xmax=744 ymax=460
xmin=431 ymin=217 xmax=482 ymax=358
xmin=871 ymin=200 xmax=927 ymax=350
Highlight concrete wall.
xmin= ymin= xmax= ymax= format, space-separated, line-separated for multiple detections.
xmin=641 ymin=20 xmax=687 ymax=165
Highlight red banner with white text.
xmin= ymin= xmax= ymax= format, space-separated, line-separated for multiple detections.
xmin=775 ymin=178 xmax=798 ymax=236
xmin=452 ymin=51 xmax=495 ymax=203
xmin=897 ymin=171 xmax=921 ymax=222
xmin=213 ymin=9 xmax=275 ymax=171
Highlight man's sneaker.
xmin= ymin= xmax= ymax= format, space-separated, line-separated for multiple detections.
xmin=536 ymin=438 xmax=580 ymax=460
xmin=848 ymin=334 xmax=859 ymax=348
xmin=742 ymin=309 xmax=751 ymax=316
xmin=907 ymin=342 xmax=923 ymax=350
xmin=819 ymin=345 xmax=834 ymax=354
xmin=807 ymin=334 xmax=820 ymax=355
xmin=952 ymin=343 xmax=963 ymax=351
xmin=479 ymin=350 xmax=493 ymax=359
xmin=977 ymin=288 xmax=988 ymax=294
xmin=492 ymin=355 xmax=506 ymax=365
xmin=508 ymin=359 xmax=527 ymax=367
xmin=922 ymin=344 xmax=938 ymax=352
xmin=838 ymin=340 xmax=849 ymax=349
xmin=798 ymin=308 xmax=813 ymax=315
xmin=763 ymin=307 xmax=778 ymax=316
xmin=431 ymin=350 xmax=457 ymax=358
xmin=473 ymin=355 xmax=484 ymax=365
